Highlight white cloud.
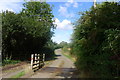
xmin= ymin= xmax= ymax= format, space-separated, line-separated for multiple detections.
xmin=0 ymin=7 xmax=14 ymax=13
xmin=5 ymin=8 xmax=14 ymax=12
xmin=67 ymin=0 xmax=78 ymax=8
xmin=0 ymin=2 xmax=13 ymax=12
xmin=0 ymin=0 xmax=23 ymax=2
xmin=0 ymin=1 xmax=24 ymax=13
xmin=58 ymin=6 xmax=67 ymax=13
xmin=58 ymin=0 xmax=79 ymax=17
xmin=58 ymin=5 xmax=74 ymax=18
xmin=65 ymin=2 xmax=71 ymax=7
xmin=54 ymin=18 xmax=73 ymax=30
xmin=52 ymin=33 xmax=71 ymax=43
xmin=67 ymin=0 xmax=74 ymax=3
xmin=73 ymin=2 xmax=78 ymax=8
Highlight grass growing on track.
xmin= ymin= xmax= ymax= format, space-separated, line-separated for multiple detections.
xmin=11 ymin=71 xmax=25 ymax=78
xmin=62 ymin=51 xmax=75 ymax=62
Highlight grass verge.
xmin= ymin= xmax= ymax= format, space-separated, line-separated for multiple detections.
xmin=11 ymin=71 xmax=25 ymax=78
xmin=2 ymin=59 xmax=21 ymax=66
xmin=62 ymin=50 xmax=75 ymax=62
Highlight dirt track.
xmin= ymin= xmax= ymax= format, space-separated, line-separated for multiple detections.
xmin=2 ymin=62 xmax=30 ymax=78
xmin=30 ymin=49 xmax=76 ymax=78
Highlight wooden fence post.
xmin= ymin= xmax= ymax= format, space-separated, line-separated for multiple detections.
xmin=35 ymin=54 xmax=37 ymax=68
xmin=43 ymin=54 xmax=45 ymax=65
xmin=31 ymin=53 xmax=45 ymax=71
xmin=31 ymin=54 xmax=34 ymax=70
xmin=38 ymin=54 xmax=40 ymax=69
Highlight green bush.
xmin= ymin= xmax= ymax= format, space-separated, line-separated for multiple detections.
xmin=2 ymin=59 xmax=20 ymax=66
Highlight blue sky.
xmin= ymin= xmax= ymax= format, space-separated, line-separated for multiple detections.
xmin=0 ymin=0 xmax=114 ymax=43
xmin=48 ymin=2 xmax=93 ymax=43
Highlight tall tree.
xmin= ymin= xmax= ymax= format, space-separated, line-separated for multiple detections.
xmin=20 ymin=1 xmax=55 ymax=54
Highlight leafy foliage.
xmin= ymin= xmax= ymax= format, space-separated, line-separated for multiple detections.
xmin=2 ymin=58 xmax=20 ymax=66
xmin=2 ymin=1 xmax=55 ymax=61
xmin=57 ymin=41 xmax=68 ymax=48
xmin=72 ymin=2 xmax=120 ymax=78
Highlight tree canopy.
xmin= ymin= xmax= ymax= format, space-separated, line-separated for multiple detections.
xmin=2 ymin=1 xmax=55 ymax=60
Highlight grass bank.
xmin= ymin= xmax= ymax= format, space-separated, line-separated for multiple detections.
xmin=61 ymin=48 xmax=76 ymax=62
xmin=11 ymin=71 xmax=25 ymax=78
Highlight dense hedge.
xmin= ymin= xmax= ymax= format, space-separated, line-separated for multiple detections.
xmin=71 ymin=2 xmax=120 ymax=78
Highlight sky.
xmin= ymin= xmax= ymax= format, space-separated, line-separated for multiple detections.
xmin=49 ymin=1 xmax=93 ymax=43
xmin=0 ymin=0 xmax=117 ymax=43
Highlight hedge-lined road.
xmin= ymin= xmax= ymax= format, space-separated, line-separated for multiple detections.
xmin=30 ymin=49 xmax=76 ymax=78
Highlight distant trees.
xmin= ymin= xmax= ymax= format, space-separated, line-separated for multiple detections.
xmin=56 ymin=41 xmax=72 ymax=53
xmin=58 ymin=41 xmax=68 ymax=48
xmin=2 ymin=1 xmax=55 ymax=60
xmin=71 ymin=2 xmax=120 ymax=78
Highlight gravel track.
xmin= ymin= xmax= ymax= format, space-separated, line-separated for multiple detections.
xmin=30 ymin=49 xmax=76 ymax=79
